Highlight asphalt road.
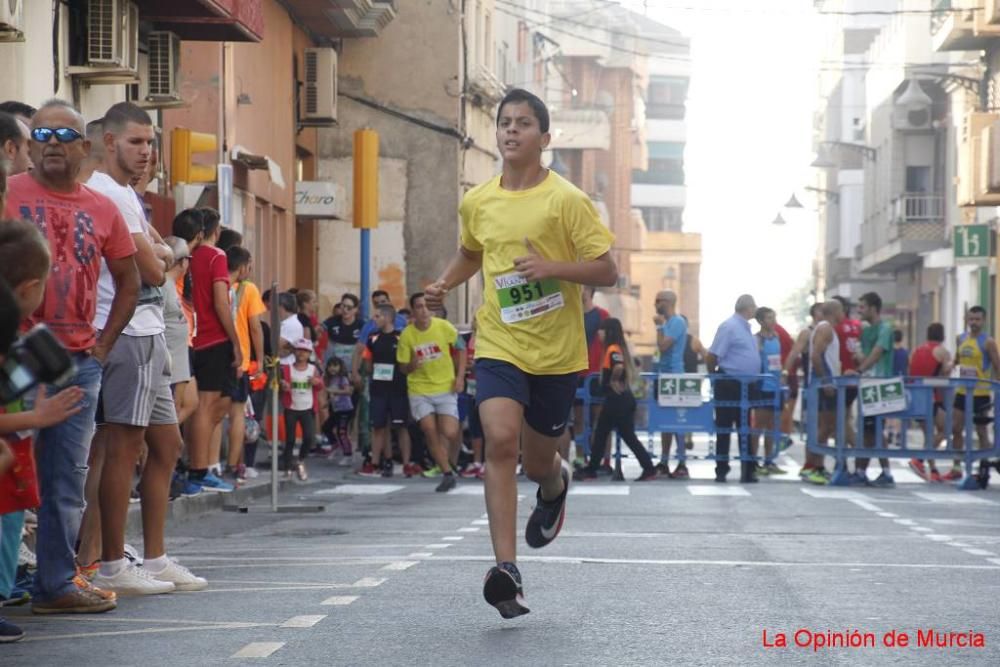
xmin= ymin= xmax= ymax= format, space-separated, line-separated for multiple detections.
xmin=5 ymin=451 xmax=1000 ymax=666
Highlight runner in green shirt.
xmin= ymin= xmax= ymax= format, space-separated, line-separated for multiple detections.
xmin=849 ymin=291 xmax=895 ymax=486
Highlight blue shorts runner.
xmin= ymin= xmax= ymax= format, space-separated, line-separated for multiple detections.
xmin=473 ymin=358 xmax=578 ymax=438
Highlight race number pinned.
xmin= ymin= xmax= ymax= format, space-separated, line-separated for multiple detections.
xmin=494 ymin=272 xmax=564 ymax=324
xmin=372 ymin=363 xmax=394 ymax=382
xmin=658 ymin=374 xmax=704 ymax=407
xmin=860 ymin=377 xmax=907 ymax=416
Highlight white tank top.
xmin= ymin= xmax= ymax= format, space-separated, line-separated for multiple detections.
xmin=809 ymin=321 xmax=841 ymax=383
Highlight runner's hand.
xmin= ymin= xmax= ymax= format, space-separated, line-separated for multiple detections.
xmin=513 ymin=239 xmax=553 ymax=281
xmin=32 ymin=385 xmax=84 ymax=428
xmin=424 ymin=280 xmax=448 ymax=310
xmin=453 ymin=376 xmax=465 ymax=394
xmin=653 ymin=314 xmax=665 ymax=326
xmin=232 ymin=346 xmax=244 ymax=378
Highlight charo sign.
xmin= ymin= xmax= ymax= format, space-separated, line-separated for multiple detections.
xmin=295 ymin=181 xmax=344 ymax=218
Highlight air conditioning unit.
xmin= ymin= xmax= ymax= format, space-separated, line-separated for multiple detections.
xmin=0 ymin=0 xmax=24 ymax=42
xmin=145 ymin=31 xmax=181 ymax=102
xmin=69 ymin=0 xmax=139 ymax=82
xmin=301 ymin=47 xmax=337 ymax=126
xmin=891 ymin=79 xmax=933 ymax=131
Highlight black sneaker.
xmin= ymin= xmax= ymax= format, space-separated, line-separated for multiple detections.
xmin=572 ymin=467 xmax=597 ymax=482
xmin=381 ymin=459 xmax=393 ymax=478
xmin=0 ymin=617 xmax=24 ymax=643
xmin=435 ymin=473 xmax=457 ymax=492
xmin=635 ymin=468 xmax=658 ymax=482
xmin=483 ymin=562 xmax=529 ymax=619
xmin=525 ymin=461 xmax=569 ymax=549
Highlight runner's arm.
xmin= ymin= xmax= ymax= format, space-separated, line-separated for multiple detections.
xmin=856 ymin=344 xmax=884 ymax=375
xmin=132 ymin=232 xmax=168 ymax=286
xmin=987 ymin=338 xmax=1000 ymax=379
xmin=933 ymin=345 xmax=953 ymax=376
xmin=784 ymin=330 xmax=809 ymax=373
xmin=810 ymin=327 xmax=832 ymax=380
xmin=425 ymin=247 xmax=482 ymax=310
xmin=249 ymin=314 xmax=265 ymax=375
xmin=94 ymin=255 xmax=140 ymax=363
xmin=453 ymin=342 xmax=467 ymax=393
xmin=704 ymin=353 xmax=719 ymax=373
xmin=513 ymin=247 xmax=617 ymax=287
xmin=657 ymin=327 xmax=676 ymax=353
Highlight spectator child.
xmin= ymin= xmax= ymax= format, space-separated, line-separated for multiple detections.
xmin=323 ymin=356 xmax=354 ymax=461
xmin=280 ymin=338 xmax=322 ymax=480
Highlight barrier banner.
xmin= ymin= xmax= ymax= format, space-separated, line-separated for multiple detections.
xmin=860 ymin=377 xmax=907 ymax=416
xmin=658 ymin=374 xmax=703 ymax=407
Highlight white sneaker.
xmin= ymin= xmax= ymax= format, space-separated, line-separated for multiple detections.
xmin=244 ymin=466 xmax=260 ymax=479
xmin=146 ymin=558 xmax=208 ymax=592
xmin=123 ymin=543 xmax=142 ymax=565
xmin=92 ymin=563 xmax=175 ymax=596
xmin=18 ymin=542 xmax=36 ymax=568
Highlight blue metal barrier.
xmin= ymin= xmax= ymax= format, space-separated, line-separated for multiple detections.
xmin=804 ymin=376 xmax=1000 ymax=489
xmin=573 ymin=372 xmax=788 ymax=472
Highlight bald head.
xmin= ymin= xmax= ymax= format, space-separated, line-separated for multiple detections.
xmin=821 ymin=300 xmax=843 ymax=322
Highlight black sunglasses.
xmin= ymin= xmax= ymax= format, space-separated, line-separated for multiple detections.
xmin=31 ymin=127 xmax=84 ymax=143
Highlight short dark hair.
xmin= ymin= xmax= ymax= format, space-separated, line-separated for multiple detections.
xmin=927 ymin=323 xmax=944 ymax=342
xmin=340 ymin=293 xmax=359 ymax=308
xmin=859 ymin=292 xmax=882 ymax=313
xmin=102 ymin=102 xmax=152 ymax=135
xmin=969 ymin=305 xmax=987 ymax=316
xmin=262 ymin=288 xmax=273 ymax=305
xmin=172 ymin=208 xmax=203 ymax=243
xmin=372 ymin=289 xmax=390 ymax=303
xmin=893 ymin=329 xmax=903 ymax=344
xmin=278 ymin=291 xmax=297 ymax=313
xmin=497 ymin=88 xmax=550 ymax=134
xmin=226 ymin=245 xmax=251 ymax=272
xmin=0 ymin=101 xmax=36 ymax=119
xmin=0 ymin=112 xmax=24 ymax=150
xmin=199 ymin=207 xmax=221 ymax=237
xmin=754 ymin=306 xmax=774 ymax=323
xmin=398 ymin=308 xmax=411 ymax=317
xmin=217 ymin=228 xmax=243 ymax=252
xmin=809 ymin=302 xmax=823 ymax=319
xmin=376 ymin=303 xmax=396 ymax=321
xmin=296 ymin=289 xmax=316 ymax=310
xmin=409 ymin=291 xmax=425 ymax=309
xmin=0 ymin=219 xmax=51 ymax=287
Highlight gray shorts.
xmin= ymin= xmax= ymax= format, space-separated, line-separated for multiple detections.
xmin=409 ymin=392 xmax=459 ymax=422
xmin=100 ymin=333 xmax=177 ymax=427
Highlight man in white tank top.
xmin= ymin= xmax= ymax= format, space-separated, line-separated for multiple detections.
xmin=804 ymin=300 xmax=844 ymax=484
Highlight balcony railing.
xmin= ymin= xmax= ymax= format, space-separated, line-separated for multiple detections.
xmin=892 ymin=193 xmax=944 ymax=223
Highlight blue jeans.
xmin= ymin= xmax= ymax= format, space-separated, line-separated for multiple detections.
xmin=33 ymin=354 xmax=102 ymax=602
xmin=0 ymin=511 xmax=24 ymax=597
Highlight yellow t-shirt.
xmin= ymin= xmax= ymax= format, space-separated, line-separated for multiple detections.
xmin=459 ymin=171 xmax=615 ymax=375
xmin=397 ymin=317 xmax=459 ymax=396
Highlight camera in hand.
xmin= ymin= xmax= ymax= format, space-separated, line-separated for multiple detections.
xmin=0 ymin=324 xmax=76 ymax=404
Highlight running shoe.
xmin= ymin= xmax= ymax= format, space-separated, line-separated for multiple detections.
xmin=847 ymin=471 xmax=869 ymax=486
xmin=572 ymin=467 xmax=597 ymax=482
xmin=0 ymin=618 xmax=24 ymax=642
xmin=871 ymin=472 xmax=895 ymax=488
xmin=908 ymin=458 xmax=927 ymax=480
xmin=0 ymin=589 xmax=29 ymax=608
xmin=655 ymin=461 xmax=671 ymax=476
xmin=804 ymin=469 xmax=828 ymax=485
xmin=765 ymin=463 xmax=787 ymax=475
xmin=635 ymin=468 xmax=658 ymax=482
xmin=92 ymin=563 xmax=174 ymax=596
xmin=929 ymin=469 xmax=943 ymax=483
xmin=297 ymin=462 xmax=309 ymax=481
xmin=129 ymin=487 xmax=140 ymax=504
xmin=144 ymin=558 xmax=208 ymax=592
xmin=572 ymin=457 xmax=587 ymax=471
xmin=943 ymin=467 xmax=963 ymax=481
xmin=798 ymin=466 xmax=814 ymax=479
xmin=123 ymin=543 xmax=142 ymax=566
xmin=435 ymin=474 xmax=457 ymax=493
xmin=525 ymin=461 xmax=569 ymax=548
xmin=460 ymin=462 xmax=484 ymax=479
xmin=483 ymin=562 xmax=529 ymax=619
xmin=358 ymin=461 xmax=380 ymax=478
xmin=196 ymin=472 xmax=234 ymax=493
xmin=381 ymin=459 xmax=393 ymax=478
xmin=243 ymin=465 xmax=260 ymax=479
xmin=403 ymin=462 xmax=424 ymax=478
xmin=17 ymin=543 xmax=36 ymax=569
xmin=422 ymin=465 xmax=442 ymax=478
xmin=671 ymin=465 xmax=690 ymax=479
xmin=596 ymin=464 xmax=614 ymax=477
xmin=754 ymin=464 xmax=770 ymax=477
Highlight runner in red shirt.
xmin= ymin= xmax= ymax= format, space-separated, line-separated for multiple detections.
xmin=833 ymin=295 xmax=862 ymax=448
xmin=907 ymin=322 xmax=953 ymax=481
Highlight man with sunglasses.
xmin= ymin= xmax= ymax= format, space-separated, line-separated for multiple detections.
xmin=4 ymin=98 xmax=139 ymax=614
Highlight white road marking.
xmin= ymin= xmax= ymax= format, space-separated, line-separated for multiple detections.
xmin=21 ymin=623 xmax=270 ymax=643
xmin=450 ymin=486 xmax=485 ymax=495
xmin=380 ymin=561 xmax=418 ymax=571
xmin=877 ymin=512 xmax=898 ymax=518
xmin=848 ymin=498 xmax=883 ymax=512
xmin=472 ymin=519 xmax=489 ymax=525
xmin=419 ymin=554 xmax=1000 ymax=570
xmin=687 ymin=486 xmax=750 ymax=496
xmin=926 ymin=534 xmax=953 ymax=541
xmin=910 ymin=526 xmax=934 ymax=533
xmin=947 ymin=542 xmax=972 ymax=548
xmin=569 ymin=486 xmax=631 ymax=496
xmin=352 ymin=577 xmax=387 ymax=588
xmin=200 ymin=585 xmax=357 ymax=593
xmin=989 ymin=558 xmax=1000 ymax=566
xmin=425 ymin=543 xmax=453 ymax=549
xmin=407 ymin=552 xmax=433 ymax=558
xmin=912 ymin=492 xmax=997 ymax=505
xmin=963 ymin=548 xmax=997 ymax=557
xmin=893 ymin=518 xmax=917 ymax=526
xmin=231 ymin=642 xmax=285 ymax=658
xmin=280 ymin=615 xmax=326 ymax=628
xmin=315 ymin=484 xmax=404 ymax=495
xmin=800 ymin=489 xmax=880 ymax=512
xmin=321 ymin=595 xmax=359 ymax=606
xmin=457 ymin=527 xmax=480 ymax=532
xmin=442 ymin=536 xmax=463 ymax=541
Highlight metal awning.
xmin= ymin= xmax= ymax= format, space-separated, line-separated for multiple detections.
xmin=280 ymin=0 xmax=398 ymax=39
xmin=231 ymin=146 xmax=285 ymax=189
xmin=135 ymin=0 xmax=264 ymax=42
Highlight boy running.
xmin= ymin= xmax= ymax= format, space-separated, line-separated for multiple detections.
xmin=362 ymin=304 xmax=411 ymax=477
xmin=424 ymin=88 xmax=616 ymax=618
